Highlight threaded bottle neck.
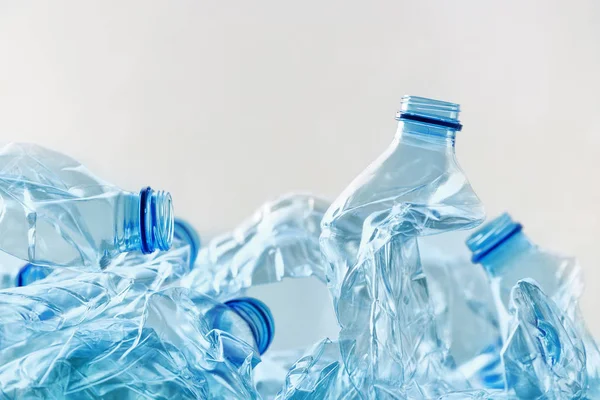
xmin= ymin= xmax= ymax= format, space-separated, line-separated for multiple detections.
xmin=139 ymin=187 xmax=174 ymax=254
xmin=224 ymin=297 xmax=275 ymax=355
xmin=395 ymin=95 xmax=462 ymax=141
xmin=467 ymin=213 xmax=523 ymax=264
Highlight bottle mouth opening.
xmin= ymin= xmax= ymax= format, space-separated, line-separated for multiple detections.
xmin=173 ymin=218 xmax=201 ymax=267
xmin=225 ymin=297 xmax=275 ymax=355
xmin=140 ymin=187 xmax=174 ymax=254
xmin=466 ymin=212 xmax=523 ymax=263
xmin=396 ymin=95 xmax=462 ymax=131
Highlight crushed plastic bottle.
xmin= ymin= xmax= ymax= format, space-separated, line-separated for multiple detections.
xmin=320 ymin=96 xmax=485 ymax=398
xmin=419 ymin=233 xmax=503 ymax=389
xmin=0 ymin=143 xmax=174 ymax=269
xmin=0 ymin=288 xmax=273 ymax=399
xmin=275 ymin=338 xmax=359 ymax=400
xmin=467 ymin=213 xmax=600 ymax=393
xmin=182 ymin=193 xmax=330 ymax=300
xmin=502 ymin=280 xmax=587 ymax=398
xmin=0 ymin=239 xmax=192 ymax=348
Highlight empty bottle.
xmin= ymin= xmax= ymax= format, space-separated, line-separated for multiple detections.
xmin=320 ymin=96 xmax=485 ymax=398
xmin=0 ymin=289 xmax=274 ymax=399
xmin=502 ymin=280 xmax=587 ymax=398
xmin=8 ymin=217 xmax=197 ymax=288
xmin=467 ymin=213 xmax=600 ymax=393
xmin=182 ymin=193 xmax=330 ymax=299
xmin=0 ymin=143 xmax=174 ymax=269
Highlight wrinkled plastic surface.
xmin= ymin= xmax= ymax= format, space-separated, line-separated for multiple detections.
xmin=182 ymin=193 xmax=330 ymax=300
xmin=320 ymin=98 xmax=485 ymax=398
xmin=502 ymin=280 xmax=587 ymax=399
xmin=0 ymin=143 xmax=173 ymax=269
xmin=0 ymin=241 xmax=192 ymax=349
xmin=275 ymin=338 xmax=359 ymax=400
xmin=0 ymin=288 xmax=261 ymax=399
xmin=469 ymin=214 xmax=600 ymax=392
xmin=420 ymin=233 xmax=502 ymax=389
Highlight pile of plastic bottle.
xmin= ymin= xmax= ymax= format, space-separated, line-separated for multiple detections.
xmin=0 ymin=95 xmax=597 ymax=399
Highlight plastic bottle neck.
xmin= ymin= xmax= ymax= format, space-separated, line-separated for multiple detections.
xmin=467 ymin=213 xmax=533 ymax=276
xmin=395 ymin=95 xmax=462 ymax=147
xmin=224 ymin=297 xmax=274 ymax=355
xmin=118 ymin=188 xmax=174 ymax=255
xmin=478 ymin=232 xmax=533 ymax=276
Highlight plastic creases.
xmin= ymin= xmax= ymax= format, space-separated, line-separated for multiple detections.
xmin=0 ymin=241 xmax=192 ymax=349
xmin=502 ymin=280 xmax=587 ymax=399
xmin=320 ymin=96 xmax=485 ymax=398
xmin=0 ymin=143 xmax=174 ymax=269
xmin=182 ymin=193 xmax=330 ymax=299
xmin=0 ymin=288 xmax=272 ymax=399
xmin=419 ymin=233 xmax=502 ymax=389
xmin=467 ymin=213 xmax=600 ymax=393
xmin=275 ymin=338 xmax=359 ymax=400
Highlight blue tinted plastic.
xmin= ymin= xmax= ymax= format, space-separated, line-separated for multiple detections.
xmin=174 ymin=217 xmax=201 ymax=267
xmin=0 ymin=288 xmax=262 ymax=398
xmin=468 ymin=213 xmax=600 ymax=394
xmin=502 ymin=280 xmax=587 ymax=398
xmin=0 ymin=242 xmax=192 ymax=349
xmin=0 ymin=250 xmax=29 ymax=289
xmin=16 ymin=263 xmax=51 ymax=286
xmin=225 ymin=297 xmax=274 ymax=355
xmin=275 ymin=338 xmax=359 ymax=400
xmin=320 ymin=96 xmax=485 ymax=398
xmin=419 ymin=233 xmax=503 ymax=390
xmin=183 ymin=193 xmax=329 ymax=299
xmin=0 ymin=143 xmax=174 ymax=269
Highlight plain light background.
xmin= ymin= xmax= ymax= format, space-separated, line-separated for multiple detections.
xmin=1 ymin=1 xmax=599 ymax=347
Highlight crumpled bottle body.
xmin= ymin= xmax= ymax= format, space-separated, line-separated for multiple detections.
xmin=0 ymin=287 xmax=261 ymax=399
xmin=0 ymin=142 xmax=173 ymax=269
xmin=182 ymin=193 xmax=330 ymax=300
xmin=0 ymin=239 xmax=192 ymax=349
xmin=468 ymin=215 xmax=600 ymax=393
xmin=502 ymin=280 xmax=587 ymax=398
xmin=320 ymin=116 xmax=485 ymax=397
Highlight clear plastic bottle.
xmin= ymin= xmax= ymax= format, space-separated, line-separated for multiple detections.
xmin=182 ymin=193 xmax=329 ymax=299
xmin=0 ymin=290 xmax=274 ymax=399
xmin=467 ymin=213 xmax=600 ymax=394
xmin=0 ymin=143 xmax=174 ymax=269
xmin=320 ymin=96 xmax=485 ymax=398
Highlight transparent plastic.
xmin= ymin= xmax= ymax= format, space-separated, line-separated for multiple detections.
xmin=0 ymin=288 xmax=272 ymax=398
xmin=467 ymin=213 xmax=600 ymax=393
xmin=182 ymin=193 xmax=329 ymax=299
xmin=419 ymin=233 xmax=502 ymax=389
xmin=0 ymin=250 xmax=29 ymax=288
xmin=173 ymin=217 xmax=201 ymax=267
xmin=502 ymin=280 xmax=587 ymax=398
xmin=320 ymin=96 xmax=485 ymax=398
xmin=275 ymin=338 xmax=359 ymax=400
xmin=0 ymin=241 xmax=192 ymax=349
xmin=0 ymin=143 xmax=174 ymax=269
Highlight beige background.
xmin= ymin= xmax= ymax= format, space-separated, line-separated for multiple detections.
xmin=1 ymin=1 xmax=599 ymax=347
